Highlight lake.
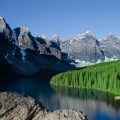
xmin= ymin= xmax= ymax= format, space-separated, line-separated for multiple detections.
xmin=0 ymin=77 xmax=120 ymax=120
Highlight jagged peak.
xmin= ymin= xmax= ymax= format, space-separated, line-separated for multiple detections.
xmin=15 ymin=27 xmax=29 ymax=31
xmin=106 ymin=32 xmax=118 ymax=38
xmin=0 ymin=17 xmax=5 ymax=21
xmin=85 ymin=31 xmax=93 ymax=35
xmin=101 ymin=33 xmax=120 ymax=41
xmin=83 ymin=31 xmax=96 ymax=39
xmin=80 ymin=31 xmax=95 ymax=37
xmin=71 ymin=31 xmax=96 ymax=40
xmin=20 ymin=27 xmax=29 ymax=31
xmin=76 ymin=31 xmax=94 ymax=37
xmin=38 ymin=34 xmax=48 ymax=40
xmin=0 ymin=17 xmax=6 ymax=28
xmin=108 ymin=32 xmax=114 ymax=36
xmin=52 ymin=34 xmax=59 ymax=39
xmin=15 ymin=27 xmax=30 ymax=35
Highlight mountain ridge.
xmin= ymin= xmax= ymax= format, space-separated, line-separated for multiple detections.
xmin=1 ymin=16 xmax=120 ymax=76
xmin=0 ymin=17 xmax=74 ymax=76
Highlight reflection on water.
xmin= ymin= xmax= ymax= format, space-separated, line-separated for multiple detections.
xmin=51 ymin=85 xmax=120 ymax=120
xmin=51 ymin=85 xmax=120 ymax=110
xmin=0 ymin=78 xmax=120 ymax=120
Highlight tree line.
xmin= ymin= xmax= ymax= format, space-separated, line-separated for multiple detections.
xmin=50 ymin=60 xmax=120 ymax=95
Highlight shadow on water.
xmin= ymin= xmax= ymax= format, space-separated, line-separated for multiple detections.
xmin=0 ymin=77 xmax=54 ymax=101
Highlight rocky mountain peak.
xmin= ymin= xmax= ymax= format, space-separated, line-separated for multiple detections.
xmin=75 ymin=31 xmax=94 ymax=37
xmin=82 ymin=31 xmax=96 ymax=39
xmin=0 ymin=17 xmax=74 ymax=76
xmin=38 ymin=34 xmax=48 ymax=40
xmin=52 ymin=34 xmax=59 ymax=39
xmin=108 ymin=32 xmax=114 ymax=36
xmin=102 ymin=33 xmax=119 ymax=41
xmin=60 ymin=31 xmax=104 ymax=62
xmin=0 ymin=17 xmax=6 ymax=30
xmin=15 ymin=27 xmax=30 ymax=35
xmin=50 ymin=34 xmax=61 ymax=46
xmin=13 ymin=27 xmax=36 ymax=50
xmin=69 ymin=31 xmax=96 ymax=43
xmin=85 ymin=31 xmax=93 ymax=35
xmin=99 ymin=33 xmax=120 ymax=59
xmin=0 ymin=17 xmax=13 ymax=43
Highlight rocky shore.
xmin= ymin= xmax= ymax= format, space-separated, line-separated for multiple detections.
xmin=0 ymin=92 xmax=87 ymax=120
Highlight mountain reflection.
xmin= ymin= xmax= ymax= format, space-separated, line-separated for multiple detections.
xmin=50 ymin=85 xmax=120 ymax=120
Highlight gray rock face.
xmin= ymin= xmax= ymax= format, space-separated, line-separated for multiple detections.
xmin=0 ymin=17 xmax=73 ymax=76
xmin=60 ymin=32 xmax=120 ymax=63
xmin=0 ymin=92 xmax=88 ymax=120
xmin=60 ymin=31 xmax=105 ymax=62
xmin=0 ymin=17 xmax=13 ymax=42
xmin=99 ymin=34 xmax=120 ymax=59
xmin=50 ymin=34 xmax=63 ymax=46
xmin=0 ymin=20 xmax=38 ymax=75
xmin=36 ymin=35 xmax=62 ymax=59
xmin=13 ymin=27 xmax=36 ymax=50
xmin=0 ymin=17 xmax=15 ymax=75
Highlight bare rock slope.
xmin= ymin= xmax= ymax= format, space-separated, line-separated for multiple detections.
xmin=0 ymin=92 xmax=87 ymax=120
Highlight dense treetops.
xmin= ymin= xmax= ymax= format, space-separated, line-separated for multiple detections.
xmin=50 ymin=60 xmax=120 ymax=95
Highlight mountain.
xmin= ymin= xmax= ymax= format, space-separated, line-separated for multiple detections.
xmin=36 ymin=34 xmax=62 ymax=59
xmin=0 ymin=17 xmax=15 ymax=76
xmin=50 ymin=34 xmax=63 ymax=46
xmin=60 ymin=31 xmax=105 ymax=63
xmin=1 ymin=17 xmax=120 ymax=76
xmin=99 ymin=33 xmax=120 ymax=61
xmin=0 ymin=17 xmax=73 ymax=76
xmin=60 ymin=32 xmax=120 ymax=64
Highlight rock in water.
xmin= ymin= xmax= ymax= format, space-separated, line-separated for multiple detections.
xmin=43 ymin=110 xmax=87 ymax=120
xmin=0 ymin=92 xmax=88 ymax=120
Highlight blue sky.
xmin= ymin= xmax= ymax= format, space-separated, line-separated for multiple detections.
xmin=0 ymin=0 xmax=120 ymax=39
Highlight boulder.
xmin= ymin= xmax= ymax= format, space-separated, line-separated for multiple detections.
xmin=0 ymin=92 xmax=88 ymax=120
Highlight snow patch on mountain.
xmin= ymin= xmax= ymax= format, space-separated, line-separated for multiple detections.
xmin=20 ymin=49 xmax=26 ymax=61
xmin=108 ymin=32 xmax=113 ymax=36
xmin=105 ymin=56 xmax=118 ymax=62
xmin=74 ymin=59 xmax=95 ymax=67
xmin=4 ymin=54 xmax=8 ymax=59
xmin=4 ymin=53 xmax=26 ymax=71
xmin=13 ymin=30 xmax=18 ymax=45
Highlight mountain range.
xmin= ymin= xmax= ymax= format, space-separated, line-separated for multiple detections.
xmin=0 ymin=17 xmax=73 ymax=77
xmin=60 ymin=31 xmax=120 ymax=65
xmin=0 ymin=17 xmax=120 ymax=76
